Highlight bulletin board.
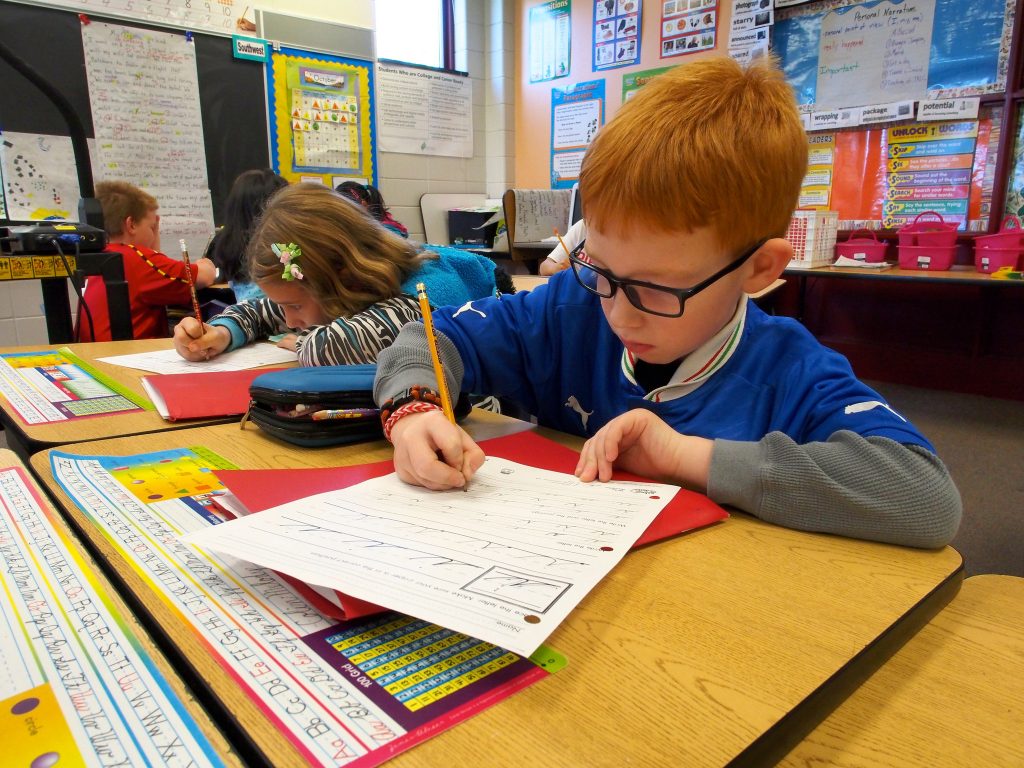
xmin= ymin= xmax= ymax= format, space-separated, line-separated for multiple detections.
xmin=774 ymin=0 xmax=1014 ymax=110
xmin=0 ymin=1 xmax=269 ymax=223
xmin=815 ymin=109 xmax=996 ymax=231
xmin=266 ymin=46 xmax=376 ymax=186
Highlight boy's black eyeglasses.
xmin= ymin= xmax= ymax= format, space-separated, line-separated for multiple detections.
xmin=567 ymin=238 xmax=766 ymax=318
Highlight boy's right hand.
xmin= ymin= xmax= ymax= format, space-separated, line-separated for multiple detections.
xmin=172 ymin=318 xmax=231 ymax=361
xmin=390 ymin=410 xmax=485 ymax=490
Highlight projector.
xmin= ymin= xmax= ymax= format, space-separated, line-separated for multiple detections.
xmin=0 ymin=223 xmax=108 ymax=255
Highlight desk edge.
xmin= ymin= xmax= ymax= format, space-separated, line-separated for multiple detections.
xmin=728 ymin=559 xmax=965 ymax=767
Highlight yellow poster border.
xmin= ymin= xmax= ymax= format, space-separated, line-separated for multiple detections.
xmin=268 ymin=47 xmax=375 ymax=185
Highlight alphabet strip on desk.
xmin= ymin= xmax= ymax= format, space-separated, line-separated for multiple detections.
xmin=0 ymin=464 xmax=225 ymax=766
xmin=51 ymin=447 xmax=549 ymax=767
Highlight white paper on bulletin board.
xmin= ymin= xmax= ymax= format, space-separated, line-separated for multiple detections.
xmin=0 ymin=132 xmax=95 ymax=221
xmin=815 ymin=0 xmax=937 ymax=108
xmin=82 ymin=21 xmax=214 ymax=254
xmin=377 ymin=63 xmax=473 ymax=157
xmin=30 ymin=0 xmax=240 ymax=36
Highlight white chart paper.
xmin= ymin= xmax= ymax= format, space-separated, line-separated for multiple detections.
xmin=82 ymin=22 xmax=215 ymax=255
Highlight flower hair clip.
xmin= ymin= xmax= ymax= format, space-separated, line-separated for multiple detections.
xmin=272 ymin=242 xmax=304 ymax=281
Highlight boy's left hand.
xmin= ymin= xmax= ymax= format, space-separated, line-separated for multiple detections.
xmin=575 ymin=408 xmax=714 ymax=490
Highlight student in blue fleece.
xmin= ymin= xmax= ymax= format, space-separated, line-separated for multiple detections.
xmin=372 ymin=56 xmax=962 ymax=548
xmin=172 ymin=183 xmax=497 ymax=366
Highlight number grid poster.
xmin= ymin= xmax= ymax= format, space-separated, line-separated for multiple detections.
xmin=267 ymin=46 xmax=377 ymax=186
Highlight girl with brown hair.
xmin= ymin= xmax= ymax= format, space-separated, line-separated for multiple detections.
xmin=172 ymin=183 xmax=498 ymax=365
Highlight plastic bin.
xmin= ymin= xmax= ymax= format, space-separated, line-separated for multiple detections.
xmin=897 ymin=210 xmax=959 ymax=248
xmin=835 ymin=229 xmax=888 ymax=263
xmin=898 ymin=245 xmax=957 ymax=271
xmin=974 ymin=216 xmax=1024 ymax=273
xmin=897 ymin=211 xmax=958 ymax=270
xmin=786 ymin=209 xmax=839 ymax=269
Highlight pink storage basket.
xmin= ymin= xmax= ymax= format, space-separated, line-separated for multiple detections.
xmin=898 ymin=244 xmax=956 ymax=271
xmin=897 ymin=210 xmax=959 ymax=247
xmin=897 ymin=211 xmax=958 ymax=270
xmin=835 ymin=229 xmax=888 ymax=263
xmin=974 ymin=216 xmax=1024 ymax=273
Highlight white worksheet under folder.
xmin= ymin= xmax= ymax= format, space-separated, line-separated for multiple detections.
xmin=183 ymin=456 xmax=676 ymax=656
xmin=97 ymin=343 xmax=297 ymax=374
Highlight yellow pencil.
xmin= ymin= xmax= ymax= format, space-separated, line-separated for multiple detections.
xmin=416 ymin=283 xmax=468 ymax=490
xmin=415 ymin=282 xmax=456 ymax=423
xmin=554 ymin=227 xmax=571 ymax=258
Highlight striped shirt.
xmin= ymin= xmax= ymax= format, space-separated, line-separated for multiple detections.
xmin=210 ymin=294 xmax=423 ymax=366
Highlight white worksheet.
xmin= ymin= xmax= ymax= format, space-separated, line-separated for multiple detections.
xmin=97 ymin=344 xmax=297 ymax=374
xmin=184 ymin=457 xmax=676 ymax=656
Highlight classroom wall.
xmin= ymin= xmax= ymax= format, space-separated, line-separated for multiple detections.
xmin=378 ymin=0 xmax=515 ymax=242
xmin=3 ymin=0 xmax=514 ymax=344
xmin=258 ymin=0 xmax=374 ymax=29
xmin=0 ymin=277 xmax=76 ymax=346
xmin=513 ymin=1 xmax=736 ymax=188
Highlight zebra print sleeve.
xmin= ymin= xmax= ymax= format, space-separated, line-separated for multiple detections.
xmin=213 ymin=298 xmax=289 ymax=346
xmin=293 ymin=295 xmax=423 ymax=366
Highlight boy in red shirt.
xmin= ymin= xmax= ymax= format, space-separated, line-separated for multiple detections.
xmin=78 ymin=181 xmax=216 ymax=341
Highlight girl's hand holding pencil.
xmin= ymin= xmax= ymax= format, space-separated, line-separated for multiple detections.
xmin=172 ymin=318 xmax=232 ymax=361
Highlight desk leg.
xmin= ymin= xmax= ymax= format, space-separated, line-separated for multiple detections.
xmin=0 ymin=413 xmax=33 ymax=466
xmin=797 ymin=274 xmax=808 ymax=324
xmin=41 ymin=278 xmax=74 ymax=343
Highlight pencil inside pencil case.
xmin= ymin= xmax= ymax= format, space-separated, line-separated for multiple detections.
xmin=245 ymin=365 xmax=384 ymax=447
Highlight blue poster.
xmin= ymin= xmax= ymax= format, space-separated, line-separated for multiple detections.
xmin=550 ymin=79 xmax=605 ymax=189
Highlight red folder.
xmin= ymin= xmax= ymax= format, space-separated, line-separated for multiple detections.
xmin=214 ymin=430 xmax=729 ymax=620
xmin=141 ymin=368 xmax=286 ymax=420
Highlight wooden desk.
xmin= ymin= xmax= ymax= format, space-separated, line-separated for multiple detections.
xmin=0 ymin=339 xmax=289 ymax=461
xmin=33 ymin=414 xmax=963 ymax=767
xmin=781 ymin=574 xmax=1024 ymax=767
xmin=511 ymin=274 xmax=549 ymax=292
xmin=0 ymin=449 xmax=238 ymax=765
xmin=783 ymin=264 xmax=1024 ymax=322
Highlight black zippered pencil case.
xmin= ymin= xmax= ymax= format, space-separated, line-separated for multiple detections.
xmin=244 ymin=364 xmax=472 ymax=448
xmin=244 ymin=365 xmax=383 ymax=447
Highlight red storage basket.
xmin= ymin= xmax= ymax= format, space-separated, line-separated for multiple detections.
xmin=897 ymin=210 xmax=959 ymax=248
xmin=974 ymin=216 xmax=1024 ymax=273
xmin=835 ymin=229 xmax=888 ymax=263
